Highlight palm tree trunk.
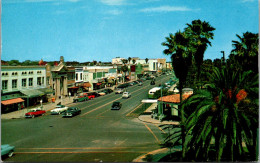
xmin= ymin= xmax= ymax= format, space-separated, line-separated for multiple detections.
xmin=179 ymin=80 xmax=185 ymax=160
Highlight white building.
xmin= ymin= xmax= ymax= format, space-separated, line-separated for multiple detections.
xmin=112 ymin=57 xmax=125 ymax=65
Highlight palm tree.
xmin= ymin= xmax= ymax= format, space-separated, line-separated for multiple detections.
xmin=183 ymin=65 xmax=259 ymax=161
xmin=184 ymin=19 xmax=215 ymax=86
xmin=132 ymin=59 xmax=136 ymax=65
xmin=145 ymin=58 xmax=149 ymax=64
xmin=128 ymin=57 xmax=132 ymax=65
xmin=162 ymin=30 xmax=192 ymax=160
xmin=231 ymin=32 xmax=258 ymax=74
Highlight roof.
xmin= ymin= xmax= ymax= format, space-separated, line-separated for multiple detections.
xmin=158 ymin=94 xmax=192 ymax=103
xmin=1 ymin=98 xmax=25 ymax=105
xmin=20 ymin=89 xmax=45 ymax=98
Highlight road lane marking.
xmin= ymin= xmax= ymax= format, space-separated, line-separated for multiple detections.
xmin=142 ymin=122 xmax=161 ymax=144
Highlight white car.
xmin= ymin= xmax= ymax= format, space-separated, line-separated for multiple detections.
xmin=122 ymin=92 xmax=131 ymax=98
xmin=51 ymin=105 xmax=68 ymax=115
xmin=115 ymin=88 xmax=124 ymax=94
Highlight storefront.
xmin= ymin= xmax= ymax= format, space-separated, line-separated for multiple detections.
xmin=1 ymin=98 xmax=25 ymax=113
xmin=20 ymin=89 xmax=45 ymax=107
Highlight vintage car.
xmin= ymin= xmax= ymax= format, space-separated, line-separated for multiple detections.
xmin=73 ymin=95 xmax=88 ymax=103
xmin=97 ymin=91 xmax=106 ymax=96
xmin=122 ymin=92 xmax=131 ymax=99
xmin=1 ymin=144 xmax=15 ymax=158
xmin=25 ymin=108 xmax=46 ymax=118
xmin=50 ymin=105 xmax=68 ymax=115
xmin=111 ymin=101 xmax=122 ymax=110
xmin=115 ymin=88 xmax=124 ymax=94
xmin=103 ymin=89 xmax=113 ymax=94
xmin=62 ymin=107 xmax=81 ymax=118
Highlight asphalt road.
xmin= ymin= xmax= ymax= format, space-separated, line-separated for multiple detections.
xmin=2 ymin=75 xmax=171 ymax=162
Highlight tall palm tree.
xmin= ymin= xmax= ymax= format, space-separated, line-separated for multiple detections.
xmin=132 ymin=59 xmax=136 ymax=65
xmin=231 ymin=32 xmax=258 ymax=73
xmin=162 ymin=30 xmax=192 ymax=160
xmin=184 ymin=19 xmax=215 ymax=86
xmin=183 ymin=65 xmax=259 ymax=161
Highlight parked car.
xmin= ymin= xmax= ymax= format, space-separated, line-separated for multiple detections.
xmin=1 ymin=144 xmax=15 ymax=158
xmin=73 ymin=95 xmax=88 ymax=103
xmin=103 ymin=88 xmax=113 ymax=94
xmin=25 ymin=108 xmax=46 ymax=118
xmin=87 ymin=92 xmax=100 ymax=98
xmin=128 ymin=82 xmax=134 ymax=86
xmin=62 ymin=107 xmax=81 ymax=118
xmin=122 ymin=92 xmax=131 ymax=98
xmin=111 ymin=101 xmax=122 ymax=110
xmin=115 ymin=88 xmax=124 ymax=94
xmin=51 ymin=105 xmax=69 ymax=115
xmin=97 ymin=91 xmax=106 ymax=96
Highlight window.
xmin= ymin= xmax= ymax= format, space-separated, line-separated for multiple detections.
xmin=37 ymin=71 xmax=42 ymax=74
xmin=80 ymin=73 xmax=83 ymax=80
xmin=12 ymin=72 xmax=18 ymax=76
xmin=12 ymin=79 xmax=17 ymax=88
xmin=76 ymin=73 xmax=78 ymax=80
xmin=29 ymin=71 xmax=33 ymax=75
xmin=29 ymin=78 xmax=33 ymax=86
xmin=42 ymin=77 xmax=45 ymax=85
xmin=2 ymin=80 xmax=8 ymax=90
xmin=37 ymin=77 xmax=41 ymax=86
xmin=22 ymin=79 xmax=27 ymax=87
xmin=22 ymin=71 xmax=27 ymax=75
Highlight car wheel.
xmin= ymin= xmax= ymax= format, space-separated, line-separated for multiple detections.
xmin=8 ymin=150 xmax=14 ymax=157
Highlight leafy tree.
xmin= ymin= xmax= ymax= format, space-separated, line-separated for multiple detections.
xmin=145 ymin=58 xmax=149 ymax=64
xmin=132 ymin=59 xmax=136 ymax=65
xmin=183 ymin=65 xmax=258 ymax=161
xmin=121 ymin=59 xmax=128 ymax=65
xmin=184 ymin=19 xmax=215 ymax=86
xmin=8 ymin=60 xmax=20 ymax=66
xmin=162 ymin=30 xmax=193 ymax=160
xmin=128 ymin=57 xmax=132 ymax=64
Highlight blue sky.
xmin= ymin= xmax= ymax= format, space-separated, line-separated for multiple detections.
xmin=2 ymin=0 xmax=258 ymax=62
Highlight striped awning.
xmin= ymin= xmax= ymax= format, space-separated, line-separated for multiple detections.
xmin=1 ymin=98 xmax=25 ymax=105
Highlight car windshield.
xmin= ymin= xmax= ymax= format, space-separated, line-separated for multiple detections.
xmin=112 ymin=102 xmax=120 ymax=106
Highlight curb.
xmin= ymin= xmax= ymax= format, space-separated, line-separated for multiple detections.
xmin=133 ymin=148 xmax=169 ymax=162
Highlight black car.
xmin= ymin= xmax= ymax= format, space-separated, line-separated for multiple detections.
xmin=103 ymin=88 xmax=113 ymax=94
xmin=62 ymin=107 xmax=81 ymax=117
xmin=111 ymin=102 xmax=122 ymax=110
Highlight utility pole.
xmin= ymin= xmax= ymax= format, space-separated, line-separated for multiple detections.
xmin=221 ymin=51 xmax=225 ymax=63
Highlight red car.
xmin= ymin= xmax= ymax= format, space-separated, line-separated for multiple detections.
xmin=83 ymin=92 xmax=95 ymax=99
xmin=25 ymin=108 xmax=46 ymax=118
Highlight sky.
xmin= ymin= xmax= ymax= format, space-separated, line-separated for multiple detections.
xmin=1 ymin=0 xmax=259 ymax=62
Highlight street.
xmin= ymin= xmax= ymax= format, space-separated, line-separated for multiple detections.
xmin=2 ymin=75 xmax=171 ymax=162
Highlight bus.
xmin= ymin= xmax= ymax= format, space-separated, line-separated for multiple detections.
xmin=148 ymin=87 xmax=161 ymax=99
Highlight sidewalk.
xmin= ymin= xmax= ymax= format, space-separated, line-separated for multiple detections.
xmin=1 ymin=96 xmax=74 ymax=119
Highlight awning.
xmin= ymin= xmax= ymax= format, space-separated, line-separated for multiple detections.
xmin=1 ymin=98 xmax=25 ymax=105
xmin=83 ymin=82 xmax=91 ymax=88
xmin=68 ymin=86 xmax=79 ymax=89
xmin=38 ymin=88 xmax=54 ymax=94
xmin=20 ymin=89 xmax=45 ymax=98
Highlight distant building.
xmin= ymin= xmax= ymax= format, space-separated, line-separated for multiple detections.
xmin=112 ymin=57 xmax=125 ymax=65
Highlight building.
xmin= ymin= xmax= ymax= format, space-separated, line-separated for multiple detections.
xmin=1 ymin=65 xmax=48 ymax=112
xmin=112 ymin=57 xmax=125 ymax=65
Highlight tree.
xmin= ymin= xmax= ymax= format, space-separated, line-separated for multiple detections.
xmin=132 ymin=59 xmax=136 ymax=65
xmin=162 ymin=30 xmax=193 ymax=160
xmin=121 ymin=59 xmax=128 ymax=65
xmin=145 ymin=58 xmax=149 ymax=64
xmin=121 ymin=65 xmax=128 ymax=83
xmin=231 ymin=32 xmax=258 ymax=74
xmin=128 ymin=57 xmax=132 ymax=65
xmin=183 ymin=65 xmax=259 ymax=161
xmin=184 ymin=19 xmax=215 ymax=86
